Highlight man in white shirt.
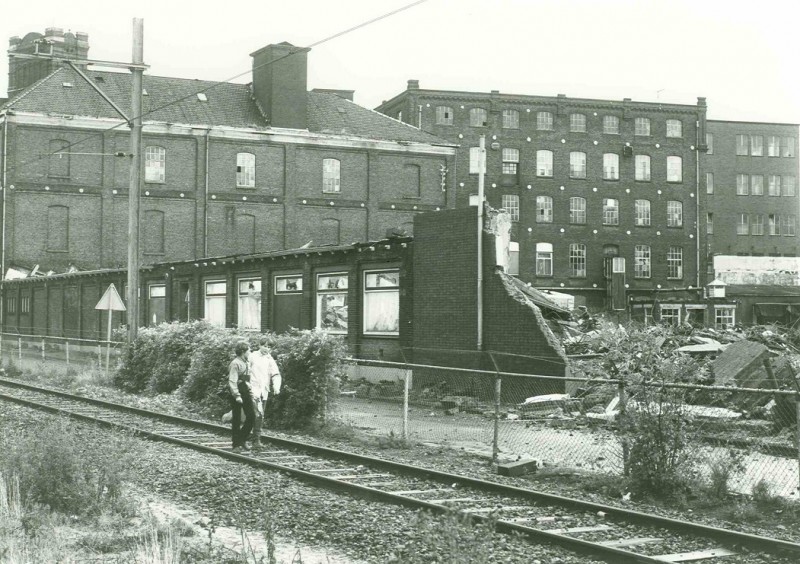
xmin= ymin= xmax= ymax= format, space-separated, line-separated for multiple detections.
xmin=249 ymin=336 xmax=282 ymax=451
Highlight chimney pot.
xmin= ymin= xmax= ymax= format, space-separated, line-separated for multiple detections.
xmin=407 ymin=79 xmax=419 ymax=90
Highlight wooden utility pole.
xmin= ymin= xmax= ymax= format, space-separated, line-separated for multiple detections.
xmin=127 ymin=18 xmax=144 ymax=342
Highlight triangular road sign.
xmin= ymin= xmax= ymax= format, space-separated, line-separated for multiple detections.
xmin=95 ymin=283 xmax=127 ymax=311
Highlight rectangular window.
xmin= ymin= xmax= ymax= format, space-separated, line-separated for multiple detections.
xmin=706 ymin=133 xmax=713 ymax=154
xmin=737 ymin=214 xmax=749 ymax=235
xmin=706 ymin=212 xmax=713 ymax=234
xmin=603 ymin=115 xmax=619 ymax=134
xmin=667 ymin=246 xmax=683 ymax=279
xmin=275 ymin=275 xmax=302 ymax=294
xmin=536 ymin=111 xmax=553 ymax=131
xmin=502 ymin=148 xmax=519 ymax=174
xmin=502 ymin=109 xmax=519 ymax=129
xmin=751 ymin=174 xmax=763 ymax=195
xmin=145 ymin=146 xmax=166 ymax=183
xmin=750 ymin=135 xmax=763 ymax=156
xmin=783 ymin=137 xmax=795 ymax=157
xmin=603 ymin=153 xmax=619 ymax=180
xmin=783 ymin=215 xmax=796 ymax=236
xmin=322 ymin=158 xmax=341 ymax=193
xmin=237 ymin=279 xmax=261 ymax=331
xmin=363 ymin=270 xmax=399 ymax=335
xmin=5 ymin=297 xmax=16 ymax=315
xmin=768 ymin=214 xmax=779 ymax=235
xmin=666 ymin=119 xmax=682 ymax=138
xmin=147 ymin=284 xmax=166 ymax=326
xmin=660 ymin=305 xmax=681 ymax=326
xmin=470 ymin=107 xmax=488 ymax=127
xmin=768 ymin=175 xmax=781 ymax=196
xmin=784 ymin=176 xmax=796 ymax=197
xmin=634 ymin=245 xmax=651 ymax=278
xmin=236 ymin=152 xmax=255 ymax=188
xmin=536 ymin=150 xmax=553 ymax=177
xmin=715 ymin=306 xmax=735 ymax=329
xmin=204 ymin=280 xmax=227 ymax=328
xmin=48 ymin=140 xmax=70 ymax=178
xmin=570 ymin=113 xmax=587 ymax=132
xmin=635 ymin=155 xmax=651 ymax=181
xmin=634 ymin=117 xmax=650 ymax=136
xmin=316 ymin=273 xmax=348 ymax=334
xmin=736 ymin=134 xmax=749 ymax=156
xmin=751 ymin=214 xmax=764 ymax=235
xmin=501 ymin=194 xmax=520 ymax=222
xmin=569 ymin=151 xmax=587 ymax=178
xmin=667 ymin=200 xmax=683 ymax=227
xmin=436 ymin=106 xmax=453 ymax=125
xmin=535 ymin=243 xmax=553 ymax=276
xmin=634 ymin=199 xmax=651 ymax=226
xmin=536 ymin=195 xmax=553 ymax=223
xmin=602 ymin=198 xmax=619 ymax=225
xmin=569 ymin=243 xmax=587 ymax=277
xmin=469 ymin=147 xmax=483 ymax=174
xmin=666 ymin=156 xmax=682 ymax=182
xmin=21 ymin=295 xmax=30 ymax=314
xmin=569 ymin=197 xmax=586 ymax=224
xmin=706 ymin=172 xmax=714 ymax=194
xmin=767 ymin=136 xmax=780 ymax=157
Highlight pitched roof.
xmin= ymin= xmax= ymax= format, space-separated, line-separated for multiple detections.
xmin=2 ymin=66 xmax=453 ymax=145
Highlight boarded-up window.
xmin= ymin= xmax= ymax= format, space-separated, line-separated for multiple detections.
xmin=236 ymin=214 xmax=256 ymax=254
xmin=405 ymin=164 xmax=421 ymax=197
xmin=143 ymin=210 xmax=165 ymax=254
xmin=48 ymin=139 xmax=70 ymax=177
xmin=321 ymin=218 xmax=341 ymax=245
xmin=47 ymin=205 xmax=69 ymax=251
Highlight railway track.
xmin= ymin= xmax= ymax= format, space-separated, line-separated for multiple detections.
xmin=1 ymin=376 xmax=798 ymax=564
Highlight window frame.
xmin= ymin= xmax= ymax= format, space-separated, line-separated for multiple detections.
xmin=735 ymin=134 xmax=749 ymax=156
xmin=535 ymin=195 xmax=553 ymax=223
xmin=666 ymin=155 xmax=682 ymax=183
xmin=602 ymin=198 xmax=619 ymax=226
xmin=750 ymin=135 xmax=764 ymax=156
xmin=634 ymin=117 xmax=651 ymax=136
xmin=502 ymin=148 xmax=520 ymax=175
xmin=667 ymin=200 xmax=683 ymax=228
xmin=569 ymin=113 xmax=587 ymax=133
xmin=737 ymin=213 xmax=750 ymax=235
xmin=635 ymin=154 xmax=651 ymax=181
xmin=569 ymin=151 xmax=587 ymax=179
xmin=469 ymin=107 xmax=488 ymax=127
xmin=634 ymin=199 xmax=651 ymax=227
xmin=569 ymin=243 xmax=587 ymax=277
xmin=706 ymin=172 xmax=714 ymax=194
xmin=603 ymin=153 xmax=619 ymax=180
xmin=536 ymin=111 xmax=554 ymax=131
xmin=237 ymin=277 xmax=262 ymax=331
xmin=501 ymin=194 xmax=520 ymax=222
xmin=435 ymin=106 xmax=454 ymax=126
xmin=667 ymin=246 xmax=683 ymax=279
xmin=502 ymin=109 xmax=519 ymax=129
xmin=535 ymin=242 xmax=553 ymax=277
xmin=603 ymin=115 xmax=620 ymax=135
xmin=204 ymin=280 xmax=227 ymax=328
xmin=666 ymin=119 xmax=682 ymax=138
xmin=751 ymin=214 xmax=765 ymax=236
xmin=536 ymin=150 xmax=554 ymax=177
xmin=569 ymin=196 xmax=586 ymax=224
xmin=715 ymin=306 xmax=736 ymax=329
xmin=316 ymin=272 xmax=349 ymax=334
xmin=362 ymin=269 xmax=400 ymax=336
xmin=322 ymin=158 xmax=341 ymax=193
xmin=634 ymin=245 xmax=651 ymax=279
xmin=144 ymin=145 xmax=166 ymax=184
xmin=236 ymin=152 xmax=256 ymax=188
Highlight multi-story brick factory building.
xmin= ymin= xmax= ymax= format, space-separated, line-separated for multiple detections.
xmin=376 ymin=81 xmax=708 ymax=310
xmin=0 ymin=31 xmax=457 ymax=275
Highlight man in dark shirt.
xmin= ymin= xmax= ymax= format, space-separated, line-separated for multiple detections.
xmin=227 ymin=341 xmax=255 ymax=453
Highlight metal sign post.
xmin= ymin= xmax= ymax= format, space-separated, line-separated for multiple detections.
xmin=95 ymin=283 xmax=127 ymax=374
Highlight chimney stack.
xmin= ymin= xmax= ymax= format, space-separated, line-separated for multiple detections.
xmin=250 ymin=42 xmax=309 ymax=129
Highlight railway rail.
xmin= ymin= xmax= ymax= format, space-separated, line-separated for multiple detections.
xmin=1 ymin=376 xmax=798 ymax=564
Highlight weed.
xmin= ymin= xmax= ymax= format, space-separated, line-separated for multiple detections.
xmin=389 ymin=509 xmax=497 ymax=563
xmin=705 ymin=449 xmax=746 ymax=499
xmin=375 ymin=430 xmax=411 ymax=450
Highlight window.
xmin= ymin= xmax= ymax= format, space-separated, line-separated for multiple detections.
xmin=48 ymin=139 xmax=70 ymax=178
xmin=275 ymin=275 xmax=302 ymax=294
xmin=706 ymin=213 xmax=714 ymax=234
xmin=569 ymin=197 xmax=586 ymax=224
xmin=783 ymin=215 xmax=796 ymax=236
xmin=751 ymin=214 xmax=764 ymax=235
xmin=750 ymin=135 xmax=763 ymax=156
xmin=706 ymin=172 xmax=714 ymax=194
xmin=784 ymin=176 xmax=796 ymax=197
xmin=204 ymin=281 xmax=227 ymax=328
xmin=316 ymin=273 xmax=348 ymax=334
xmin=397 ymin=111 xmax=402 ymax=121
xmin=569 ymin=151 xmax=587 ymax=178
xmin=536 ymin=195 xmax=553 ymax=223
xmin=47 ymin=205 xmax=69 ymax=251
xmin=21 ymin=295 xmax=30 ymax=314
xmin=768 ymin=214 xmax=779 ymax=235
xmin=602 ymin=198 xmax=619 ymax=225
xmin=736 ymin=135 xmax=748 ymax=156
xmin=536 ymin=150 xmax=553 ymax=177
xmin=502 ymin=109 xmax=519 ymax=129
xmin=237 ymin=279 xmax=261 ymax=331
xmin=603 ymin=116 xmax=620 ymax=134
xmin=363 ymin=270 xmax=399 ymax=335
xmin=145 ymin=146 xmax=166 ymax=183
xmin=667 ymin=246 xmax=683 ymax=279
xmin=768 ymin=175 xmax=781 ymax=196
xmin=660 ymin=305 xmax=681 ymax=326
xmin=570 ymin=113 xmax=587 ymax=132
xmin=536 ymin=111 xmax=553 ymax=131
xmin=715 ymin=306 xmax=735 ymax=329
xmin=322 ymin=158 xmax=341 ymax=193
xmin=666 ymin=156 xmax=682 ymax=182
xmin=502 ymin=148 xmax=519 ymax=174
xmin=436 ymin=106 xmax=453 ymax=125
xmin=634 ymin=245 xmax=651 ymax=278
xmin=667 ymin=201 xmax=683 ymax=227
xmin=569 ymin=243 xmax=587 ymax=277
xmin=469 ymin=147 xmax=483 ymax=174
xmin=501 ymin=195 xmax=520 ymax=222
xmin=751 ymin=174 xmax=763 ymax=195
xmin=635 ymin=155 xmax=651 ymax=181
xmin=634 ymin=117 xmax=650 ymax=136
xmin=5 ymin=297 xmax=16 ymax=315
xmin=767 ymin=136 xmax=780 ymax=157
xmin=666 ymin=119 xmax=682 ymax=138
xmin=236 ymin=152 xmax=255 ymax=188
xmin=706 ymin=133 xmax=713 ymax=154
xmin=736 ymin=174 xmax=748 ymax=195
xmin=470 ymin=107 xmax=488 ymax=127
xmin=603 ymin=153 xmax=619 ymax=180
xmin=737 ymin=214 xmax=749 ymax=235
xmin=535 ymin=243 xmax=553 ymax=276
xmin=783 ymin=137 xmax=795 ymax=157
xmin=634 ymin=199 xmax=651 ymax=226
xmin=143 ymin=210 xmax=165 ymax=254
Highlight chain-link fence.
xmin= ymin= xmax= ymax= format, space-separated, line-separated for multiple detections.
xmin=333 ymin=355 xmax=800 ymax=499
xmin=0 ymin=332 xmax=124 ymax=374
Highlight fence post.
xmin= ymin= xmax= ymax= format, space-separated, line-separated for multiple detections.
xmin=618 ymin=377 xmax=629 ymax=476
xmin=65 ymin=340 xmax=70 ymax=365
xmin=796 ymin=391 xmax=800 ymax=497
xmin=399 ymin=348 xmax=411 ymax=441
xmin=18 ymin=337 xmax=22 ymax=364
xmin=41 ymin=338 xmax=45 ymax=361
xmin=488 ymin=352 xmax=502 ymax=464
xmin=97 ymin=344 xmax=102 ymax=369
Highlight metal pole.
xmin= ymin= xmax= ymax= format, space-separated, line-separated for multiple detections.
xmin=796 ymin=392 xmax=800 ymax=497
xmin=402 ymin=370 xmax=410 ymax=440
xmin=106 ymin=310 xmax=113 ymax=374
xmin=126 ymin=18 xmax=144 ymax=343
xmin=41 ymin=338 xmax=45 ymax=361
xmin=488 ymin=352 xmax=501 ymax=464
xmin=477 ymin=135 xmax=485 ymax=351
xmin=65 ymin=340 xmax=70 ymax=365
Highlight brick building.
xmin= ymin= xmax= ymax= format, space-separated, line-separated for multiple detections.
xmin=0 ymin=33 xmax=457 ymax=276
xmin=701 ymin=120 xmax=799 ymax=281
xmin=376 ymin=81 xmax=707 ymax=310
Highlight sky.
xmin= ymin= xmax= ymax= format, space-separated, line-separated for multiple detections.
xmin=0 ymin=0 xmax=798 ymax=123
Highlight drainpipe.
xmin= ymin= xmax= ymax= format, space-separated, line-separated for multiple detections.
xmin=1 ymin=113 xmax=7 ymax=353
xmin=203 ymin=128 xmax=211 ymax=257
xmin=695 ymin=124 xmax=701 ymax=289
xmin=477 ymin=135 xmax=486 ymax=351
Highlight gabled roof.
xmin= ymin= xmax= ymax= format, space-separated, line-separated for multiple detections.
xmin=2 ymin=66 xmax=453 ymax=146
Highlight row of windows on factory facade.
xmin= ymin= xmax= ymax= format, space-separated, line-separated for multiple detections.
xmin=532 ymin=243 xmax=684 ymax=280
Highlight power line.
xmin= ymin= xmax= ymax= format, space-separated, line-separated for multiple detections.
xmin=1 ymin=0 xmax=429 ymax=177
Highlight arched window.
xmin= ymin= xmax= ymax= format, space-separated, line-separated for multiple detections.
xmin=469 ymin=108 xmax=488 ymax=127
xmin=536 ymin=150 xmax=553 ymax=177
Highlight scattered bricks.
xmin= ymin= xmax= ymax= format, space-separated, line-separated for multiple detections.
xmin=496 ymin=459 xmax=538 ymax=477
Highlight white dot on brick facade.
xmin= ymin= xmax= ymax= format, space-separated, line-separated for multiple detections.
xmin=690 ymin=145 xmax=695 ymax=150
xmin=626 ymin=230 xmax=631 ymax=235
xmin=625 ymin=283 xmax=630 ymax=288
xmin=458 ymin=134 xmax=463 ymax=139
xmin=527 ymin=184 xmax=532 ymax=189
xmin=626 ymin=142 xmax=631 ymax=147
xmin=560 ymin=283 xmax=565 ymax=287
xmin=526 ymin=137 xmax=531 ymax=142
xmin=180 ymin=193 xmax=184 ymax=198
xmin=492 ymin=135 xmax=497 ymax=140
xmin=491 ymin=183 xmax=496 ymax=188
xmin=211 ymin=195 xmax=216 ymax=200
xmin=593 ymin=112 xmax=598 ymax=116
xmin=242 ymin=196 xmax=247 ymax=201
xmin=559 ymin=186 xmax=565 ymax=191
xmin=144 ymin=190 xmax=148 ymax=196
xmin=436 ymin=207 xmax=440 ymax=211
xmin=561 ymin=139 xmax=566 ymax=143
xmin=526 ymin=108 xmax=531 ymax=112
xmin=460 ymin=105 xmax=465 ymax=109
xmin=360 ymin=203 xmax=365 ymax=207
xmin=655 ymin=143 xmax=661 ymax=149
xmin=689 ymin=234 xmax=694 ymax=239
xmin=657 ymin=230 xmax=661 ymax=235
xmin=528 ymin=227 xmax=532 ymax=233
xmin=657 ymin=190 xmax=662 ymax=195
xmin=592 ymin=187 xmax=597 ymax=192
xmin=690 ymin=193 xmax=695 ymax=198
xmin=657 ymin=284 xmax=662 ymax=289
xmin=45 ymin=186 xmax=50 ymax=191
xmin=302 ymin=199 xmax=306 ymax=204
xmin=593 ymin=283 xmax=597 ymax=288
xmin=413 ymin=206 xmax=418 ymax=210
xmin=560 ymin=228 xmax=565 ymax=233
xmin=391 ymin=204 xmax=396 ymax=209
xmin=329 ymin=201 xmax=334 ymax=206
xmin=459 ymin=182 xmax=465 ymax=187
xmin=593 ymin=229 xmax=598 ymax=234
xmin=593 ymin=140 xmax=598 ymax=145
xmin=426 ymin=103 xmax=430 ymax=107
xmin=112 ymin=190 xmax=118 ymax=195
xmin=625 ymin=188 xmax=630 ymax=193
